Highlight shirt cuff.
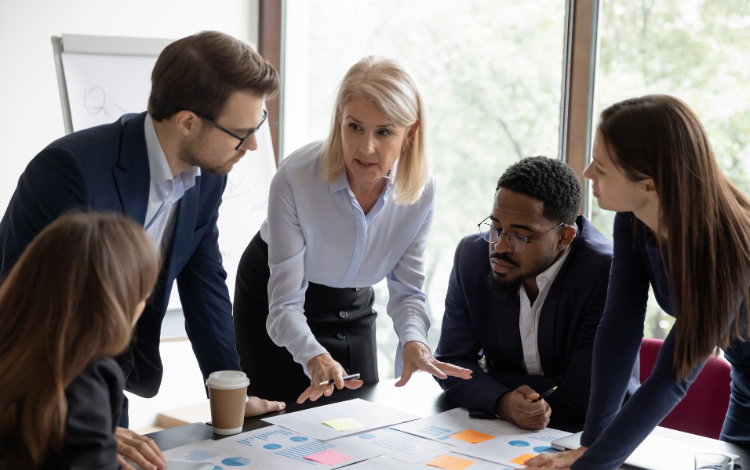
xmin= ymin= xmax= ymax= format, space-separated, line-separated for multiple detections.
xmin=276 ymin=317 xmax=328 ymax=378
xmin=395 ymin=312 xmax=430 ymax=346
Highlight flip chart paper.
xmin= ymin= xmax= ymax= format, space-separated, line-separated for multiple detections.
xmin=263 ymin=398 xmax=418 ymax=440
xmin=428 ymin=454 xmax=476 ymax=470
xmin=304 ymin=450 xmax=353 ymax=465
xmin=509 ymin=453 xmax=535 ymax=465
xmin=322 ymin=418 xmax=366 ymax=432
xmin=450 ymin=429 xmax=496 ymax=444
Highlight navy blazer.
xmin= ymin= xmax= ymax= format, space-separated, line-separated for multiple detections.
xmin=435 ymin=215 xmax=639 ymax=427
xmin=0 ymin=113 xmax=241 ymax=398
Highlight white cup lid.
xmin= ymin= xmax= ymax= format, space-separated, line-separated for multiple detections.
xmin=206 ymin=370 xmax=250 ymax=390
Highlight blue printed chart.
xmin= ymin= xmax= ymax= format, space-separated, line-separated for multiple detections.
xmin=336 ymin=428 xmax=452 ymax=464
xmin=163 ymin=425 xmax=381 ymax=470
xmin=392 ymin=408 xmax=572 ymax=468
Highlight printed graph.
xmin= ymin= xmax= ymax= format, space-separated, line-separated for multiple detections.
xmin=418 ymin=425 xmax=453 ymax=437
xmin=183 ymin=449 xmax=218 ymax=461
xmin=245 ymin=428 xmax=294 ymax=442
xmin=529 ymin=435 xmax=558 ymax=443
xmin=275 ymin=440 xmax=334 ymax=464
xmin=369 ymin=434 xmax=421 ymax=455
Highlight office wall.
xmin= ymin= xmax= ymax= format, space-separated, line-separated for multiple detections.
xmin=0 ymin=0 xmax=259 ymax=212
xmin=0 ymin=0 xmax=260 ymax=430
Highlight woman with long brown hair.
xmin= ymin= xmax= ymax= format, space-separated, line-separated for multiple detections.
xmin=0 ymin=212 xmax=162 ymax=470
xmin=527 ymin=95 xmax=750 ymax=469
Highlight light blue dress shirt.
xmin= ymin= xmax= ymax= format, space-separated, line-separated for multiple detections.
xmin=260 ymin=141 xmax=435 ymax=376
xmin=143 ymin=114 xmax=201 ymax=252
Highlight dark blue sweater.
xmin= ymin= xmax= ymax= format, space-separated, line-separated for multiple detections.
xmin=574 ymin=212 xmax=750 ymax=469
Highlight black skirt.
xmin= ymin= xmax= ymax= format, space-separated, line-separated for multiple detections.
xmin=233 ymin=231 xmax=378 ymax=402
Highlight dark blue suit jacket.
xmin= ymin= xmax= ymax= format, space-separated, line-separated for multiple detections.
xmin=0 ymin=112 xmax=241 ymax=398
xmin=435 ymin=215 xmax=639 ymax=427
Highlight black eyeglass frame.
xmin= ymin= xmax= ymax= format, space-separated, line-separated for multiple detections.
xmin=194 ymin=109 xmax=268 ymax=150
xmin=477 ymin=216 xmax=566 ymax=253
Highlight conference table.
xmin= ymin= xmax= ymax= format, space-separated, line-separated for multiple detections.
xmin=147 ymin=373 xmax=747 ymax=469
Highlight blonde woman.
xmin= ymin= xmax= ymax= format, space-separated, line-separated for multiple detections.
xmin=234 ymin=56 xmax=472 ymax=403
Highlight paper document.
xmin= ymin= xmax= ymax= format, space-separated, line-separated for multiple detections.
xmin=626 ymin=434 xmax=740 ymax=470
xmin=427 ymin=454 xmax=476 ymax=469
xmin=344 ymin=455 xmax=515 ymax=470
xmin=335 ymin=428 xmax=453 ymax=464
xmin=263 ymin=398 xmax=418 ymax=440
xmin=393 ymin=407 xmax=569 ymax=468
xmin=323 ymin=417 xmax=366 ymax=432
xmin=163 ymin=425 xmax=380 ymax=470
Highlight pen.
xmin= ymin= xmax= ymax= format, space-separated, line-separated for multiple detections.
xmin=319 ymin=373 xmax=361 ymax=386
xmin=532 ymin=386 xmax=558 ymax=403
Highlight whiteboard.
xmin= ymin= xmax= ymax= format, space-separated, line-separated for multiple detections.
xmin=53 ymin=35 xmax=274 ymax=310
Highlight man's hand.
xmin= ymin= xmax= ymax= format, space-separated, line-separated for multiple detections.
xmin=395 ymin=341 xmax=473 ymax=387
xmin=496 ymin=385 xmax=552 ymax=430
xmin=297 ymin=353 xmax=363 ymax=404
xmin=245 ymin=396 xmax=286 ymax=417
xmin=115 ymin=427 xmax=166 ymax=470
xmin=524 ymin=446 xmax=587 ymax=469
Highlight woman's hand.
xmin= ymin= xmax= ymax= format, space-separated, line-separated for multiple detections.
xmin=524 ymin=446 xmax=587 ymax=469
xmin=115 ymin=427 xmax=167 ymax=470
xmin=396 ymin=341 xmax=473 ymax=387
xmin=297 ymin=353 xmax=363 ymax=403
xmin=245 ymin=396 xmax=286 ymax=416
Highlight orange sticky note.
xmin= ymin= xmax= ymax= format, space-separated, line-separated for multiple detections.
xmin=510 ymin=453 xmax=537 ymax=465
xmin=427 ymin=454 xmax=476 ymax=470
xmin=449 ymin=429 xmax=496 ymax=444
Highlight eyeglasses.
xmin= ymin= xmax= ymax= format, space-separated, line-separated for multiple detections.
xmin=195 ymin=109 xmax=268 ymax=150
xmin=478 ymin=217 xmax=565 ymax=253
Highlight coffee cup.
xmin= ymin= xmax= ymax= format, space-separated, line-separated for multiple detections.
xmin=206 ymin=371 xmax=249 ymax=435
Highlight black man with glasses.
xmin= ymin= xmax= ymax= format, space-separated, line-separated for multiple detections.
xmin=435 ymin=156 xmax=638 ymax=431
xmin=0 ymin=33 xmax=285 ymax=468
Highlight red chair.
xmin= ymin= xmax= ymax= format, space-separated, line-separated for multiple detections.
xmin=639 ymin=338 xmax=732 ymax=439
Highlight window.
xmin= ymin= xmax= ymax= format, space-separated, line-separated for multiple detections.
xmin=283 ymin=0 xmax=567 ymax=379
xmin=590 ymin=0 xmax=750 ymax=339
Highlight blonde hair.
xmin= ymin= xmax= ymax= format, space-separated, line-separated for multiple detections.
xmin=321 ymin=56 xmax=430 ymax=205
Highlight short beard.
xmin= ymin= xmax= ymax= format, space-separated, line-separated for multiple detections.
xmin=487 ymin=245 xmax=561 ymax=293
xmin=179 ymin=140 xmax=234 ymax=176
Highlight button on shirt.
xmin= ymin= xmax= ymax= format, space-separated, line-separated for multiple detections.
xmin=143 ymin=114 xmax=201 ymax=251
xmin=518 ymin=245 xmax=571 ymax=376
xmin=260 ymin=141 xmax=435 ymax=376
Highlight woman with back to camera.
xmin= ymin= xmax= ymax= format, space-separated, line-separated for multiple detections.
xmin=526 ymin=95 xmax=750 ymax=470
xmin=0 ymin=212 xmax=163 ymax=470
xmin=233 ymin=56 xmax=472 ymax=404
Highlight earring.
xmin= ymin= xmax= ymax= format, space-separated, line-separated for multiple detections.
xmin=401 ymin=146 xmax=406 ymax=152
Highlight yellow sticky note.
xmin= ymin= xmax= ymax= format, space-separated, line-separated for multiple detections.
xmin=427 ymin=454 xmax=476 ymax=470
xmin=322 ymin=417 xmax=366 ymax=431
xmin=510 ymin=453 xmax=536 ymax=465
xmin=449 ymin=429 xmax=496 ymax=444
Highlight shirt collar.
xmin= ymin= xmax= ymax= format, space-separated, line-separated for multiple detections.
xmin=328 ymin=160 xmax=398 ymax=195
xmin=536 ymin=243 xmax=572 ymax=289
xmin=144 ymin=113 xmax=201 ymax=185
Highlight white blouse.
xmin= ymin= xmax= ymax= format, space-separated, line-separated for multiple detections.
xmin=260 ymin=141 xmax=435 ymax=376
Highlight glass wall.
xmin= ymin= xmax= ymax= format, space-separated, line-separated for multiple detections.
xmin=590 ymin=0 xmax=750 ymax=339
xmin=283 ymin=0 xmax=567 ymax=379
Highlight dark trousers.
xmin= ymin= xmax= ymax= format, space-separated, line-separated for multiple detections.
xmin=234 ymin=232 xmax=379 ymax=403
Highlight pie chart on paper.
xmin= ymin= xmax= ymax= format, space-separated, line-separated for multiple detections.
xmin=221 ymin=457 xmax=251 ymax=466
xmin=508 ymin=440 xmax=530 ymax=447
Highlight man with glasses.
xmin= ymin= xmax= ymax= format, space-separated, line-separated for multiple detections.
xmin=435 ymin=157 xmax=638 ymax=431
xmin=0 ymin=31 xmax=282 ymax=470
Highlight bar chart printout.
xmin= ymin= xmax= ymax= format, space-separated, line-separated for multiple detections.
xmin=163 ymin=425 xmax=380 ymax=470
xmin=392 ymin=408 xmax=570 ymax=467
xmin=335 ymin=428 xmax=453 ymax=464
